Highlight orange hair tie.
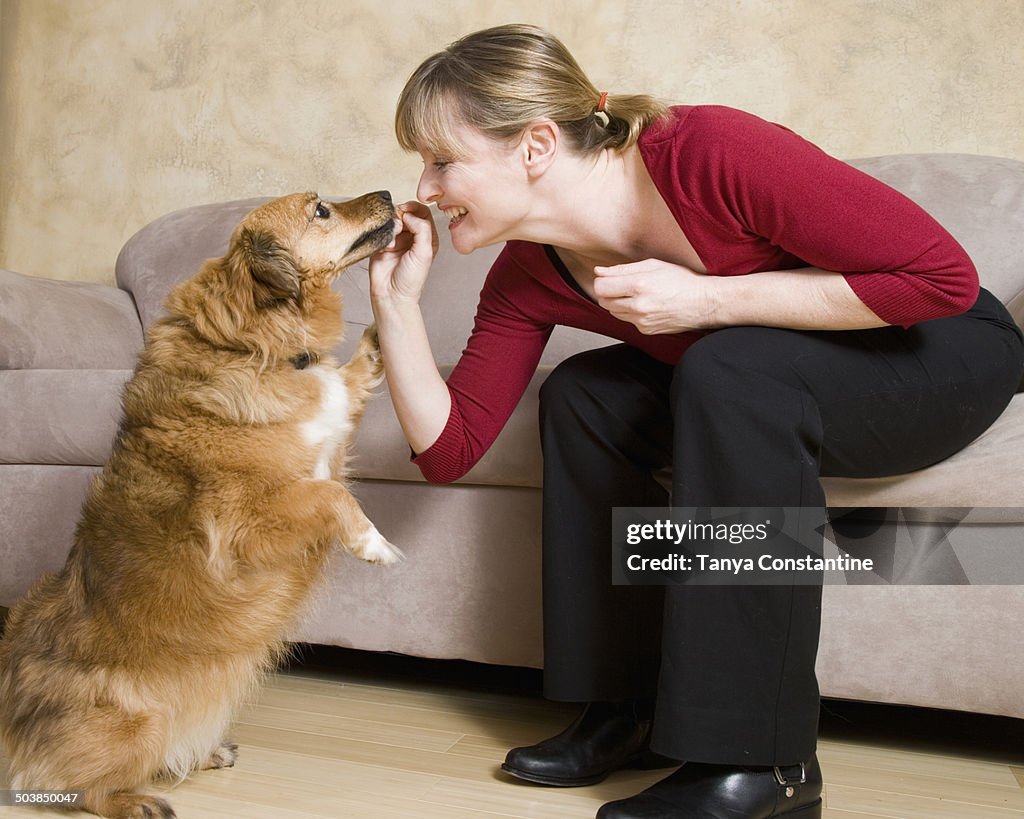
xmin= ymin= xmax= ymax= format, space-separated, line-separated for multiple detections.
xmin=595 ymin=91 xmax=610 ymax=127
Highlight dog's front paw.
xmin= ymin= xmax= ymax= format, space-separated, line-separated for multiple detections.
xmin=357 ymin=324 xmax=385 ymax=387
xmin=349 ymin=526 xmax=404 ymax=565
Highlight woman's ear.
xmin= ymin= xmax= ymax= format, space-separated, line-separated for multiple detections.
xmin=521 ymin=119 xmax=559 ymax=178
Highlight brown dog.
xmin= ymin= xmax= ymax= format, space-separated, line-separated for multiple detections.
xmin=0 ymin=191 xmax=402 ymax=818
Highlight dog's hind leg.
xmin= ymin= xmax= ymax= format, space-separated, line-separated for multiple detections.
xmin=15 ymin=705 xmax=173 ymax=819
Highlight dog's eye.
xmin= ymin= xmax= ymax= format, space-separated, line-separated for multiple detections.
xmin=314 ymin=203 xmax=330 ymax=219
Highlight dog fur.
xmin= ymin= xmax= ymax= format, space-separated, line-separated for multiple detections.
xmin=0 ymin=191 xmax=402 ymax=818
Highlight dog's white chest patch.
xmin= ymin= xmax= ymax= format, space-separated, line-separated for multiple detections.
xmin=301 ymin=366 xmax=352 ymax=480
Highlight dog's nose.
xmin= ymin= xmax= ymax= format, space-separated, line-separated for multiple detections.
xmin=377 ymin=190 xmax=392 ymax=203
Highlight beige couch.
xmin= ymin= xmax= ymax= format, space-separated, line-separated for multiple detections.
xmin=3 ymin=153 xmax=1023 ymax=720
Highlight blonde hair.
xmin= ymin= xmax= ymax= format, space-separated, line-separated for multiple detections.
xmin=395 ymin=24 xmax=668 ymax=159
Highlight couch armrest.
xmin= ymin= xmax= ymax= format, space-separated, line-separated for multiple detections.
xmin=115 ymin=197 xmax=270 ymax=332
xmin=0 ymin=269 xmax=144 ymax=370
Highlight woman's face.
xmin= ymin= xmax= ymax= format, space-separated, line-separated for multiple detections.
xmin=415 ymin=121 xmax=531 ymax=254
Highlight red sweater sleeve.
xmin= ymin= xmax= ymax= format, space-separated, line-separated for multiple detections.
xmin=412 ymin=246 xmax=553 ymax=483
xmin=676 ymin=107 xmax=979 ymax=325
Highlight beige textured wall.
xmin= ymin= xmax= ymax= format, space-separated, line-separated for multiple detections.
xmin=1 ymin=0 xmax=1022 ymax=285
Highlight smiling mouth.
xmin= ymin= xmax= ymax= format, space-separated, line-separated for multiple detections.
xmin=443 ymin=206 xmax=468 ymax=227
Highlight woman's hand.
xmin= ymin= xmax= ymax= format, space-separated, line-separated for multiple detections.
xmin=593 ymin=259 xmax=718 ymax=334
xmin=595 ymin=260 xmax=890 ymax=332
xmin=369 ymin=201 xmax=440 ymax=308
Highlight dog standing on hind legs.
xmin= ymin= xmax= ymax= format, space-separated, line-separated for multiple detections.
xmin=0 ymin=191 xmax=403 ymax=818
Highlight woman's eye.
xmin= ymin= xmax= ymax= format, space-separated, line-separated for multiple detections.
xmin=314 ymin=203 xmax=330 ymax=219
xmin=433 ymin=161 xmax=451 ymax=171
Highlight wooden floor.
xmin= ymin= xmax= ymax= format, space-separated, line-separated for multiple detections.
xmin=1 ymin=645 xmax=1023 ymax=818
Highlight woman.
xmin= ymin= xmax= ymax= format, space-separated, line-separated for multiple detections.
xmin=369 ymin=24 xmax=1024 ymax=819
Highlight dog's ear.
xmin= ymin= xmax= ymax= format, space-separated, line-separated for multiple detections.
xmin=234 ymin=227 xmax=302 ymax=308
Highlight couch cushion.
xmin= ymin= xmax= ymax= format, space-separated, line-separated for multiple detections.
xmin=0 ymin=269 xmax=143 ymax=370
xmin=0 ymin=465 xmax=100 ymax=606
xmin=0 ymin=370 xmax=130 ymax=466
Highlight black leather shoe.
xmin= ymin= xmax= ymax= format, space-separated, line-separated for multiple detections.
xmin=501 ymin=701 xmax=678 ymax=787
xmin=596 ymin=754 xmax=823 ymax=818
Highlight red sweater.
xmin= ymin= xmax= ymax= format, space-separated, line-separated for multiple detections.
xmin=413 ymin=105 xmax=978 ymax=483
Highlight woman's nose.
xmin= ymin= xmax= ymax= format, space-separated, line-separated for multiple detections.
xmin=417 ymin=170 xmax=441 ymax=204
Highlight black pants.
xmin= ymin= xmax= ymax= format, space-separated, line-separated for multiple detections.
xmin=538 ymin=288 xmax=1023 ymax=766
